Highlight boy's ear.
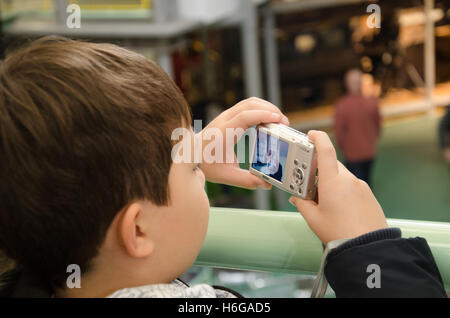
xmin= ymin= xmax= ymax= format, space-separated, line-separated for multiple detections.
xmin=119 ymin=202 xmax=154 ymax=258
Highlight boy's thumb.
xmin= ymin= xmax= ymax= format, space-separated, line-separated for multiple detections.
xmin=289 ymin=196 xmax=318 ymax=222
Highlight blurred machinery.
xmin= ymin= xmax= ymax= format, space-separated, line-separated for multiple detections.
xmin=2 ymin=0 xmax=449 ymax=113
xmin=270 ymin=0 xmax=450 ymax=112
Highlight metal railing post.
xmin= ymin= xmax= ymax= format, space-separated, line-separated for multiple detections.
xmin=424 ymin=0 xmax=435 ymax=115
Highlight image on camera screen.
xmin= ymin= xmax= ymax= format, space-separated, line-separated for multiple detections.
xmin=252 ymin=130 xmax=289 ymax=182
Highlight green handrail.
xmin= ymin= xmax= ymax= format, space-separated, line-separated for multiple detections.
xmin=195 ymin=207 xmax=450 ymax=291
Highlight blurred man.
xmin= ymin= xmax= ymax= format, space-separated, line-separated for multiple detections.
xmin=334 ymin=69 xmax=381 ymax=187
xmin=439 ymin=106 xmax=450 ymax=165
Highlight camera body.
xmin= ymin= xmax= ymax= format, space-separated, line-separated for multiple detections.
xmin=249 ymin=123 xmax=318 ymax=200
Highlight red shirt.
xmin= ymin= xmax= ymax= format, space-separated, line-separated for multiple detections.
xmin=334 ymin=94 xmax=381 ymax=161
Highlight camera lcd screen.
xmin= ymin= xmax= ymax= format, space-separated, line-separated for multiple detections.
xmin=252 ymin=130 xmax=289 ymax=183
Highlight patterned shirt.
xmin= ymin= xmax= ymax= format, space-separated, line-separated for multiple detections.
xmin=107 ymin=279 xmax=238 ymax=298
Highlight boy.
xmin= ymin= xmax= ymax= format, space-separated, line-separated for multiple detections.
xmin=0 ymin=37 xmax=446 ymax=298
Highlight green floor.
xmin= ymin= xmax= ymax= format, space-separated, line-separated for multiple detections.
xmin=368 ymin=115 xmax=450 ymax=222
xmin=281 ymin=115 xmax=450 ymax=222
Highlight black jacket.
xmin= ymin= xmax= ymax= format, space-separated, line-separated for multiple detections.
xmin=325 ymin=228 xmax=447 ymax=297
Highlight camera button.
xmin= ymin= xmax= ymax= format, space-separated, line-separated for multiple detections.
xmin=302 ymin=163 xmax=307 ymax=169
xmin=293 ymin=159 xmax=299 ymax=166
xmin=289 ymin=184 xmax=295 ymax=191
xmin=295 ymin=169 xmax=305 ymax=185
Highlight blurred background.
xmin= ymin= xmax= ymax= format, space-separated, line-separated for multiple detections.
xmin=1 ymin=0 xmax=449 ymax=297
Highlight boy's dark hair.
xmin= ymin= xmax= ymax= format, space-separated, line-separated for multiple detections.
xmin=0 ymin=36 xmax=191 ymax=289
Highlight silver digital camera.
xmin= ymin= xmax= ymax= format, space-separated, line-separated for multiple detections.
xmin=249 ymin=123 xmax=318 ymax=200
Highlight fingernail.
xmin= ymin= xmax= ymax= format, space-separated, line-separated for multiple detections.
xmin=282 ymin=115 xmax=290 ymax=125
xmin=288 ymin=197 xmax=295 ymax=206
xmin=271 ymin=112 xmax=281 ymax=120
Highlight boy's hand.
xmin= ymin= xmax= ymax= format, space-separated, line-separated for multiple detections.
xmin=199 ymin=97 xmax=289 ymax=189
xmin=289 ymin=130 xmax=388 ymax=245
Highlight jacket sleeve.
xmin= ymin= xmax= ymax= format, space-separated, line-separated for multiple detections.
xmin=324 ymin=228 xmax=447 ymax=298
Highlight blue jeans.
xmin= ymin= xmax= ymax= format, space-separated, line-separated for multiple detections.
xmin=345 ymin=159 xmax=374 ymax=188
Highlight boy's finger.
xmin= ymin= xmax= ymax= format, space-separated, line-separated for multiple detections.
xmin=289 ymin=196 xmax=318 ymax=222
xmin=229 ymin=110 xmax=286 ymax=130
xmin=232 ymin=97 xmax=279 ymax=114
xmin=307 ymin=130 xmax=339 ymax=178
xmin=228 ymin=98 xmax=289 ymax=125
xmin=337 ymin=160 xmax=349 ymax=173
